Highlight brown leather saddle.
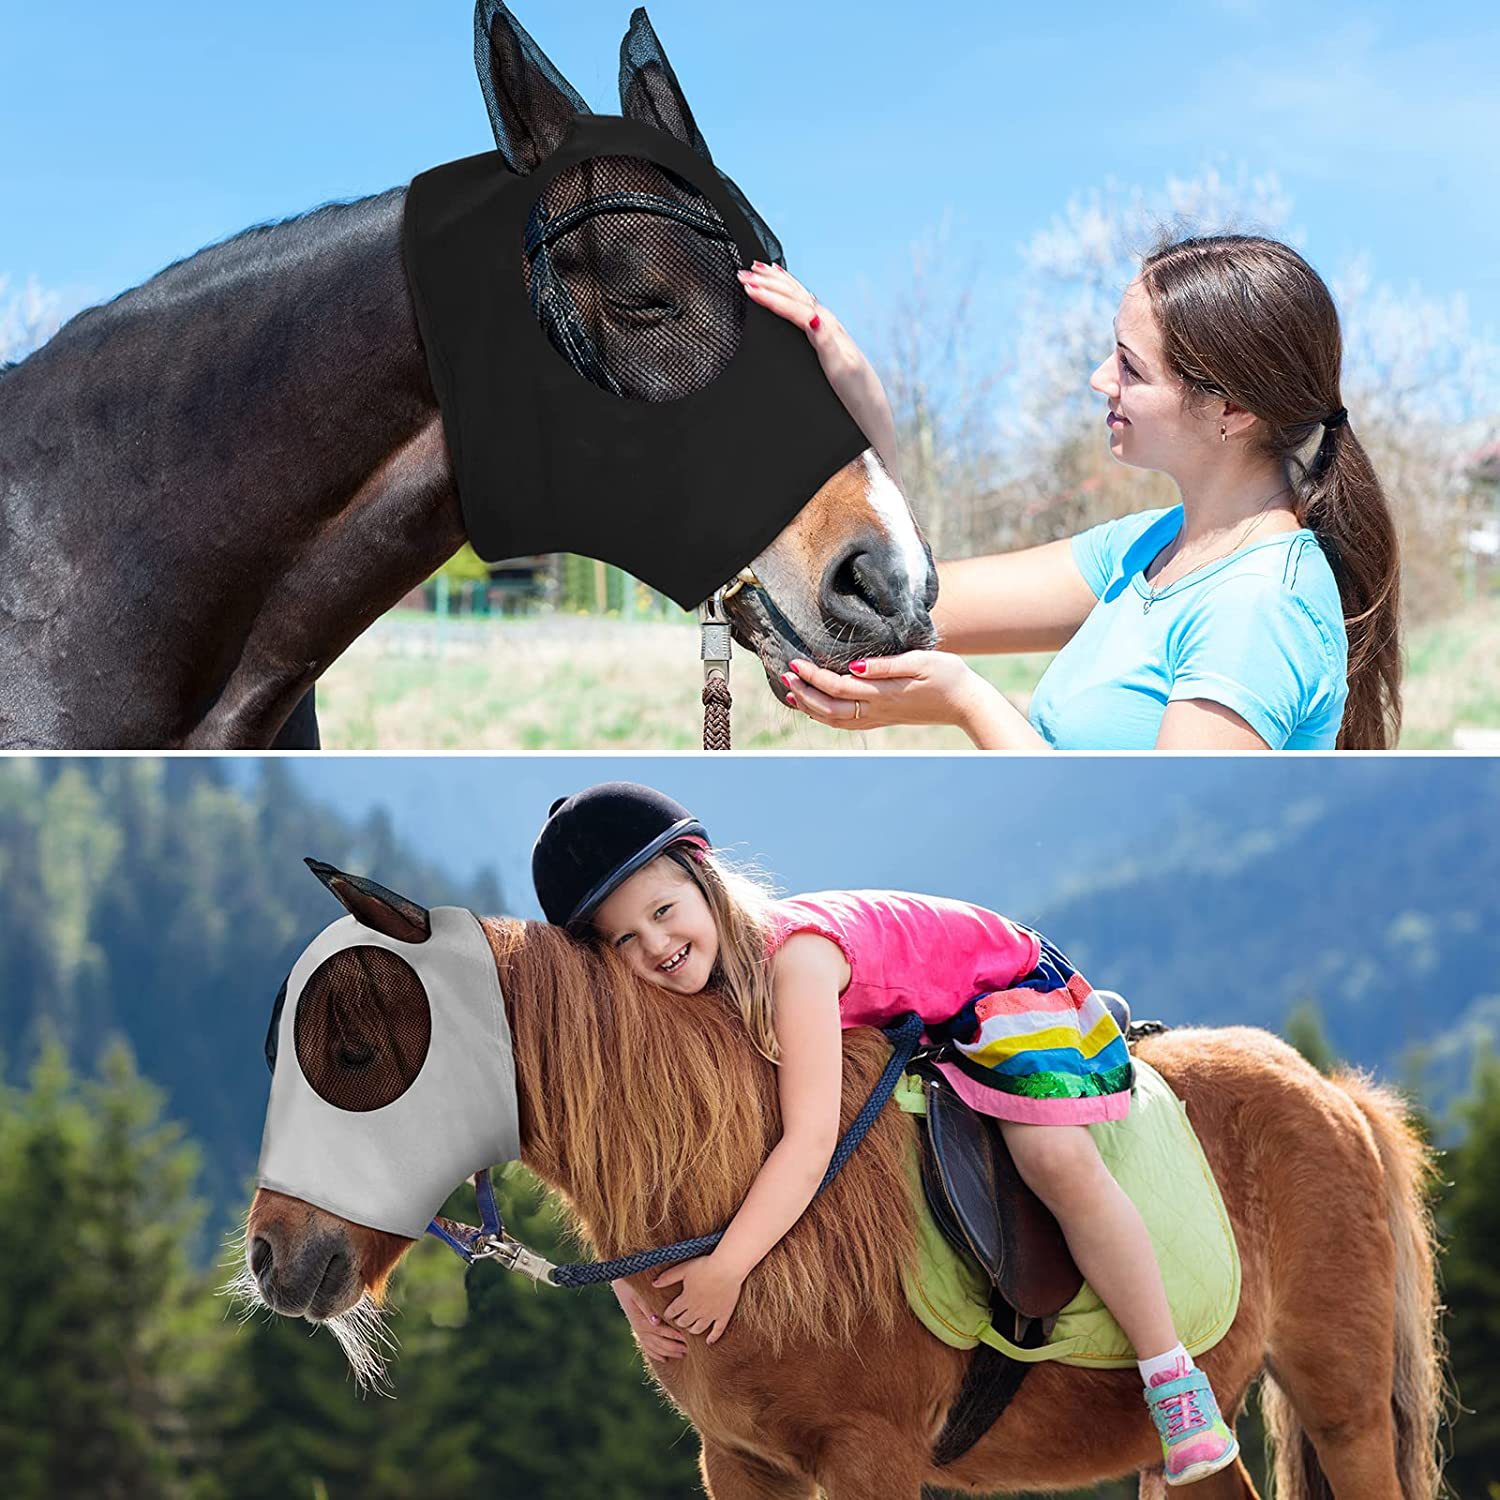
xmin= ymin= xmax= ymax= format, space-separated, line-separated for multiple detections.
xmin=913 ymin=1059 xmax=1084 ymax=1325
xmin=912 ymin=991 xmax=1171 ymax=1465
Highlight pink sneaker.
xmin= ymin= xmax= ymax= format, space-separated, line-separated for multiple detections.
xmin=1143 ymin=1358 xmax=1241 ymax=1486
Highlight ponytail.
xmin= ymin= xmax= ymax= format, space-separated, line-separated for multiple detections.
xmin=1300 ymin=422 xmax=1402 ymax=748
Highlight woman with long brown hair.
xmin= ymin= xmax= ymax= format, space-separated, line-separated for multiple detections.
xmin=743 ymin=234 xmax=1402 ymax=749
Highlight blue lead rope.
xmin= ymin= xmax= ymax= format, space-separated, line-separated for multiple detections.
xmin=428 ymin=1011 xmax=926 ymax=1287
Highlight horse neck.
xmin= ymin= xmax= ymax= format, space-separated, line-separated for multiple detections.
xmin=490 ymin=919 xmax=917 ymax=1352
xmin=3 ymin=189 xmax=465 ymax=746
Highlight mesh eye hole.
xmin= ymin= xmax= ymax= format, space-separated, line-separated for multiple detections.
xmin=293 ymin=946 xmax=432 ymax=1112
xmin=522 ymin=152 xmax=744 ymax=402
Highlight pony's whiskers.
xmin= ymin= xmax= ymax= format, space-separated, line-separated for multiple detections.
xmin=214 ymin=1222 xmax=400 ymax=1396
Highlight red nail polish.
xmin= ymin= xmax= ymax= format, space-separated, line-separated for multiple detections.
xmin=850 ymin=660 xmax=867 ymax=674
xmin=809 ymin=314 xmax=821 ymax=331
xmin=780 ymin=673 xmax=796 ymax=689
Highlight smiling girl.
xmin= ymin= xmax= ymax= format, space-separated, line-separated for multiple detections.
xmin=531 ymin=780 xmax=1243 ymax=1486
xmin=740 ymin=235 xmax=1401 ymax=750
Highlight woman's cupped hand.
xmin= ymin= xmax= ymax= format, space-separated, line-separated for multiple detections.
xmin=781 ymin=652 xmax=990 ymax=735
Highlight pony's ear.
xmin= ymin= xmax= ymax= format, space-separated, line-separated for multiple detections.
xmin=474 ymin=0 xmax=589 ymax=175
xmin=304 ymin=858 xmax=432 ymax=944
xmin=617 ymin=7 xmax=711 ymax=162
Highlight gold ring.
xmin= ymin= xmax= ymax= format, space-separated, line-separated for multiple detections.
xmin=854 ymin=701 xmax=863 ymax=722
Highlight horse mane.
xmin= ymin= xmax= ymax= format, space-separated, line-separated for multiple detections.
xmin=28 ymin=190 xmax=406 ymax=355
xmin=486 ymin=918 xmax=917 ymax=1355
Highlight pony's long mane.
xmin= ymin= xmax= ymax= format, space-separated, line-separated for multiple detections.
xmin=486 ymin=918 xmax=917 ymax=1355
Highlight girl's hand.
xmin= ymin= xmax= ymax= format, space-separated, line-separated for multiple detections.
xmin=612 ymin=1277 xmax=688 ymax=1362
xmin=652 ymin=1253 xmax=745 ymax=1345
xmin=782 ymin=651 xmax=995 ymax=734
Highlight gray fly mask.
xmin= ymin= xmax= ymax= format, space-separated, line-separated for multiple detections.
xmin=256 ymin=863 xmax=520 ymax=1240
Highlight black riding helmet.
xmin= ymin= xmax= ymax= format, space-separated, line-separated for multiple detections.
xmin=532 ymin=781 xmax=709 ymax=933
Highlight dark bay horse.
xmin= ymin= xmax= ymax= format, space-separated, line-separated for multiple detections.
xmin=0 ymin=6 xmax=938 ymax=748
xmin=237 ymin=871 xmax=1449 ymax=1499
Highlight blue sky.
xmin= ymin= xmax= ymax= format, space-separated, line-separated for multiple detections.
xmin=4 ymin=0 xmax=1498 ymax=357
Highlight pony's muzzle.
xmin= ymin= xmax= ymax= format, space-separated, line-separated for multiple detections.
xmin=250 ymin=1228 xmax=359 ymax=1320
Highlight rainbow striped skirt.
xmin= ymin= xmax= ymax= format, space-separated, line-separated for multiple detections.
xmin=925 ymin=931 xmax=1135 ymax=1126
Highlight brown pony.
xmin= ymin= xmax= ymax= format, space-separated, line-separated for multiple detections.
xmin=242 ymin=908 xmax=1451 ymax=1499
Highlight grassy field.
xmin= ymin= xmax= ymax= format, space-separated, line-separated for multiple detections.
xmin=313 ymin=598 xmax=1500 ymax=750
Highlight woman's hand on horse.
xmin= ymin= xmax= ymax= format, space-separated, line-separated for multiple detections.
xmin=736 ymin=260 xmax=861 ymax=381
xmin=783 ymin=651 xmax=994 ymax=733
xmin=652 ymin=1252 xmax=744 ymax=1344
xmin=612 ymin=1276 xmax=688 ymax=1361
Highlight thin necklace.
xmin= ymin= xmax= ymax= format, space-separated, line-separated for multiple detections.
xmin=1141 ymin=485 xmax=1292 ymax=614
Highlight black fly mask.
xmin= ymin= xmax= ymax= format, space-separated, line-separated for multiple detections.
xmin=402 ymin=2 xmax=871 ymax=612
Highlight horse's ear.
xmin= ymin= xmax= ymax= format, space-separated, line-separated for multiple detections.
xmin=474 ymin=0 xmax=589 ymax=176
xmin=617 ymin=7 xmax=786 ymax=268
xmin=617 ymin=7 xmax=711 ymax=162
xmin=304 ymin=858 xmax=432 ymax=944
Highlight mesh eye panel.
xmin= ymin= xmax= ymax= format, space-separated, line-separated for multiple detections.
xmin=293 ymin=947 xmax=432 ymax=1113
xmin=523 ymin=154 xmax=745 ymax=402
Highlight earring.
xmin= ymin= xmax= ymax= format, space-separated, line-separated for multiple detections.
xmin=1220 ymin=425 xmax=1227 ymax=443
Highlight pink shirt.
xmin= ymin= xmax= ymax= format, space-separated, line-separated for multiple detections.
xmin=765 ymin=889 xmax=1041 ymax=1029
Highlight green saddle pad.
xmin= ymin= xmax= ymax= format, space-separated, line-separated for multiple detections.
xmin=896 ymin=1056 xmax=1241 ymax=1367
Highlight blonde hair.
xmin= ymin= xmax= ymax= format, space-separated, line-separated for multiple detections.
xmin=586 ymin=841 xmax=787 ymax=1064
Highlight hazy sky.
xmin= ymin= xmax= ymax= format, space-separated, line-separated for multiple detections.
xmin=4 ymin=0 xmax=1497 ymax=360
xmin=242 ymin=753 xmax=1375 ymax=924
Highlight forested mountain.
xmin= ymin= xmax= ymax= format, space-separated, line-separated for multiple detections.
xmin=0 ymin=759 xmax=506 ymax=1262
xmin=2 ymin=757 xmax=1496 ymax=1259
xmin=1 ymin=757 xmax=1494 ymax=1496
xmin=1033 ymin=757 xmax=1500 ymax=1127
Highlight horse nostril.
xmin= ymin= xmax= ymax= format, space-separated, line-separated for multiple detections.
xmin=250 ymin=1236 xmax=273 ymax=1281
xmin=832 ymin=550 xmax=892 ymax=619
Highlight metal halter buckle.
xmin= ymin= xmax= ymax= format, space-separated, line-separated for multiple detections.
xmin=425 ymin=1169 xmax=558 ymax=1284
xmin=466 ymin=1234 xmax=559 ymax=1283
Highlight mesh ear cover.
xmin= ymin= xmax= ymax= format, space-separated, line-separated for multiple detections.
xmin=616 ymin=4 xmax=784 ymax=267
xmin=522 ymin=152 xmax=745 ymax=400
xmin=293 ymin=947 xmax=433 ymax=1112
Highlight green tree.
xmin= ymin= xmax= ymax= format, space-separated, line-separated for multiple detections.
xmin=1436 ymin=1042 xmax=1500 ymax=1495
xmin=0 ymin=1029 xmax=217 ymax=1498
xmin=1283 ymin=997 xmax=1340 ymax=1075
xmin=432 ymin=1168 xmax=705 ymax=1498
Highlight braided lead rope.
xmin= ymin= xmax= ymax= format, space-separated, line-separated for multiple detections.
xmin=702 ymin=675 xmax=732 ymax=751
xmin=700 ymin=592 xmax=734 ymax=750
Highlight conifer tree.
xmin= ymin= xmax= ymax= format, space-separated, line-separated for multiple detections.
xmin=1435 ymin=1043 xmax=1500 ymax=1495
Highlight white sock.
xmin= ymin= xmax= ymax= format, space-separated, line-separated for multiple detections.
xmin=1138 ymin=1342 xmax=1194 ymax=1390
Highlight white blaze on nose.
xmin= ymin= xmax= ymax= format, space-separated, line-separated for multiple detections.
xmin=861 ymin=450 xmax=930 ymax=594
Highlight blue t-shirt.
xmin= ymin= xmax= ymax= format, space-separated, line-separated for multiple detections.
xmin=1027 ymin=506 xmax=1349 ymax=749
